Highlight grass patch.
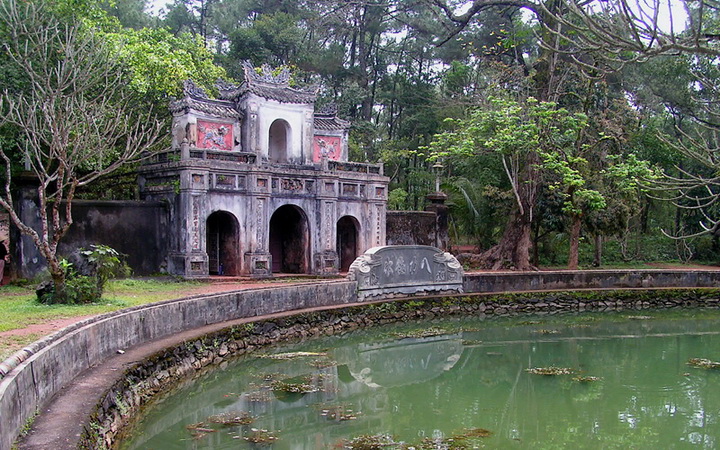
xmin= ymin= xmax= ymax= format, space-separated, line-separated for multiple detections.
xmin=0 ymin=279 xmax=202 ymax=332
xmin=0 ymin=278 xmax=210 ymax=357
xmin=0 ymin=334 xmax=43 ymax=361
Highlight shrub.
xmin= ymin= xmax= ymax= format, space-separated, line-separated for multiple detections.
xmin=37 ymin=245 xmax=130 ymax=304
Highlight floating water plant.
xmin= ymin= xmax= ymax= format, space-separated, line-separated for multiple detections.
xmin=534 ymin=329 xmax=560 ymax=335
xmin=526 ymin=366 xmax=574 ymax=375
xmin=258 ymin=351 xmax=328 ymax=360
xmin=207 ymin=411 xmax=254 ymax=426
xmin=319 ymin=404 xmax=360 ymax=421
xmin=270 ymin=375 xmax=321 ymax=402
xmin=688 ymin=358 xmax=720 ymax=369
xmin=572 ymin=376 xmax=602 ymax=383
xmin=626 ymin=315 xmax=653 ymax=320
xmin=344 ymin=433 xmax=397 ymax=449
xmin=416 ymin=428 xmax=494 ymax=449
xmin=185 ymin=422 xmax=217 ymax=440
xmin=242 ymin=428 xmax=279 ymax=445
xmin=392 ymin=327 xmax=448 ymax=339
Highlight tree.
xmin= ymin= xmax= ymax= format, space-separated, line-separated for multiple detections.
xmin=0 ymin=0 xmax=162 ymax=302
xmin=428 ymin=96 xmax=654 ymax=269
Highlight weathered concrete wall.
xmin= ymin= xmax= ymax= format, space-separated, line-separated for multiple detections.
xmin=0 ymin=281 xmax=357 ymax=450
xmin=5 ymin=270 xmax=720 ymax=449
xmin=14 ymin=200 xmax=169 ymax=279
xmin=464 ymin=270 xmax=720 ymax=293
xmin=386 ymin=211 xmax=435 ymax=246
xmin=61 ymin=201 xmax=170 ymax=275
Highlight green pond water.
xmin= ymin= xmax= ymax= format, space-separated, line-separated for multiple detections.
xmin=122 ymin=308 xmax=720 ymax=449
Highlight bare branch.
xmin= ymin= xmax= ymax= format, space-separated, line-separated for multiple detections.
xmin=0 ymin=0 xmax=163 ymax=295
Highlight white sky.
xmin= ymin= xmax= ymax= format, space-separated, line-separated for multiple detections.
xmin=146 ymin=0 xmax=168 ymax=17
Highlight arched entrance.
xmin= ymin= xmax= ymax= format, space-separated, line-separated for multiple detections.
xmin=268 ymin=119 xmax=290 ymax=163
xmin=337 ymin=216 xmax=360 ymax=272
xmin=206 ymin=211 xmax=240 ymax=276
xmin=269 ymin=205 xmax=309 ymax=274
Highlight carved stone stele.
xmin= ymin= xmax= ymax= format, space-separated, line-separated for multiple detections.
xmin=348 ymin=245 xmax=464 ymax=300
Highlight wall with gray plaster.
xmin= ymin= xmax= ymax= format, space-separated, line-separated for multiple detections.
xmin=13 ymin=200 xmax=169 ymax=279
xmin=386 ymin=211 xmax=436 ymax=246
xmin=463 ymin=270 xmax=720 ymax=293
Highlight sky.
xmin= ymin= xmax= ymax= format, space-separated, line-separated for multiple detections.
xmin=146 ymin=0 xmax=167 ymax=17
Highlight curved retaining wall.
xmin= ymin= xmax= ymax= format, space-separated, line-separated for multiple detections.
xmin=3 ymin=269 xmax=720 ymax=449
xmin=91 ymin=288 xmax=720 ymax=448
xmin=0 ymin=281 xmax=356 ymax=450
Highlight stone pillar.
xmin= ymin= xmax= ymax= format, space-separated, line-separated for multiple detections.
xmin=243 ymin=175 xmax=272 ymax=277
xmin=314 ymin=199 xmax=339 ymax=275
xmin=425 ymin=192 xmax=449 ymax=251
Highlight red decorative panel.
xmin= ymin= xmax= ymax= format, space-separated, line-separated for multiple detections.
xmin=197 ymin=120 xmax=233 ymax=150
xmin=313 ymin=136 xmax=342 ymax=162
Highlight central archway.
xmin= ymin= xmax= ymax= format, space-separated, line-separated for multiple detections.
xmin=206 ymin=211 xmax=240 ymax=276
xmin=337 ymin=216 xmax=360 ymax=272
xmin=269 ymin=205 xmax=309 ymax=274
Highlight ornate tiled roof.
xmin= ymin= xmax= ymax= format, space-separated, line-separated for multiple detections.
xmin=169 ymin=80 xmax=243 ymax=119
xmin=314 ymin=103 xmax=350 ymax=131
xmin=217 ymin=62 xmax=317 ymax=104
xmin=314 ymin=115 xmax=350 ymax=131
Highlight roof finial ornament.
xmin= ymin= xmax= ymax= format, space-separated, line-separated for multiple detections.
xmin=242 ymin=60 xmax=291 ymax=85
xmin=182 ymin=79 xmax=208 ymax=99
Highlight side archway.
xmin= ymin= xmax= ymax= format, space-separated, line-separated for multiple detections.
xmin=269 ymin=205 xmax=310 ymax=274
xmin=337 ymin=215 xmax=360 ymax=272
xmin=206 ymin=211 xmax=240 ymax=276
xmin=268 ymin=119 xmax=290 ymax=163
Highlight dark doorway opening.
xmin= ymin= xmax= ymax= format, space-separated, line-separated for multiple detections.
xmin=207 ymin=211 xmax=240 ymax=275
xmin=337 ymin=216 xmax=359 ymax=272
xmin=269 ymin=205 xmax=309 ymax=274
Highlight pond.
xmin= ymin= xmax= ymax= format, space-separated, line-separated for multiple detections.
xmin=122 ymin=308 xmax=720 ymax=449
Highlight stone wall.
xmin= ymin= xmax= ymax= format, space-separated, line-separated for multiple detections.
xmin=6 ymin=270 xmax=720 ymax=449
xmin=464 ymin=270 xmax=720 ymax=293
xmin=386 ymin=211 xmax=436 ymax=246
xmin=13 ymin=199 xmax=169 ymax=279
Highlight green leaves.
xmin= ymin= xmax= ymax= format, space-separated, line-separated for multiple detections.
xmin=101 ymin=27 xmax=226 ymax=101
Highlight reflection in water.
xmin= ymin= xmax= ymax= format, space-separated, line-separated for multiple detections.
xmin=123 ymin=310 xmax=720 ymax=449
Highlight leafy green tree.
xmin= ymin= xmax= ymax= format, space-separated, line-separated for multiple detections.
xmin=428 ymin=97 xmax=653 ymax=269
xmin=0 ymin=0 xmax=163 ymax=302
xmin=227 ymin=12 xmax=303 ymax=66
xmin=101 ymin=26 xmax=227 ymax=102
xmin=99 ymin=0 xmax=152 ymax=29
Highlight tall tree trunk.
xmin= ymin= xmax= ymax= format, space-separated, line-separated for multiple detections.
xmin=567 ymin=214 xmax=582 ymax=269
xmin=478 ymin=154 xmax=540 ymax=271
xmin=532 ymin=216 xmax=541 ymax=267
xmin=479 ymin=211 xmax=533 ymax=270
xmin=593 ymin=234 xmax=603 ymax=267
